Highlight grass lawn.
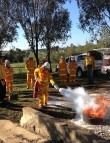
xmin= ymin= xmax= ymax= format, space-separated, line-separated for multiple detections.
xmin=0 ymin=62 xmax=109 ymax=123
xmin=0 ymin=62 xmax=73 ymax=123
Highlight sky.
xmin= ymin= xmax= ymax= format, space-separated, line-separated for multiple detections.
xmin=6 ymin=1 xmax=91 ymax=51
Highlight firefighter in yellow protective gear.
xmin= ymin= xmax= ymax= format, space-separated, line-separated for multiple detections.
xmin=58 ymin=56 xmax=68 ymax=85
xmin=68 ymin=56 xmax=77 ymax=85
xmin=34 ymin=62 xmax=59 ymax=108
xmin=5 ymin=60 xmax=13 ymax=93
xmin=33 ymin=62 xmax=43 ymax=98
xmin=84 ymin=51 xmax=95 ymax=84
xmin=25 ymin=53 xmax=36 ymax=89
xmin=0 ymin=55 xmax=6 ymax=103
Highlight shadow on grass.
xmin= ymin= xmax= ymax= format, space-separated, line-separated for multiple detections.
xmin=14 ymin=73 xmax=26 ymax=79
xmin=13 ymin=73 xmax=26 ymax=85
xmin=49 ymin=97 xmax=67 ymax=102
xmin=38 ymin=106 xmax=76 ymax=120
xmin=14 ymin=79 xmax=26 ymax=84
xmin=20 ymin=99 xmax=33 ymax=102
xmin=18 ymin=91 xmax=33 ymax=98
xmin=0 ymin=113 xmax=6 ymax=120
xmin=49 ymin=92 xmax=63 ymax=97
xmin=2 ymin=102 xmax=24 ymax=111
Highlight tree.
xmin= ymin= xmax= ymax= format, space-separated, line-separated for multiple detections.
xmin=97 ymin=25 xmax=110 ymax=48
xmin=15 ymin=0 xmax=71 ymax=67
xmin=76 ymin=0 xmax=110 ymax=41
xmin=0 ymin=0 xmax=18 ymax=50
xmin=41 ymin=0 xmax=71 ymax=71
xmin=16 ymin=0 xmax=47 ymax=66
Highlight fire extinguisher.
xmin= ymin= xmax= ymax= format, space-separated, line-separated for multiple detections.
xmin=33 ymin=81 xmax=39 ymax=98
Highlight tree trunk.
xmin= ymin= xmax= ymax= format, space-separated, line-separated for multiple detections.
xmin=0 ymin=36 xmax=2 ymax=50
xmin=35 ymin=37 xmax=39 ymax=67
xmin=31 ymin=36 xmax=39 ymax=67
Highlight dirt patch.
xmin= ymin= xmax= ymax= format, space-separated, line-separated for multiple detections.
xmin=0 ymin=76 xmax=110 ymax=142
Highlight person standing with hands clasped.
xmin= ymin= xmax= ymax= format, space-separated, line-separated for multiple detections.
xmin=58 ymin=56 xmax=68 ymax=85
xmin=25 ymin=52 xmax=36 ymax=89
xmin=68 ymin=56 xmax=77 ymax=86
xmin=84 ymin=51 xmax=95 ymax=84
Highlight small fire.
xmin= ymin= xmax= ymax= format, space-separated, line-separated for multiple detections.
xmin=83 ymin=96 xmax=110 ymax=119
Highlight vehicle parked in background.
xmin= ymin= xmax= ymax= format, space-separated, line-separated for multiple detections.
xmin=66 ymin=50 xmax=103 ymax=77
xmin=93 ymin=48 xmax=110 ymax=75
xmin=101 ymin=54 xmax=110 ymax=74
xmin=56 ymin=48 xmax=110 ymax=77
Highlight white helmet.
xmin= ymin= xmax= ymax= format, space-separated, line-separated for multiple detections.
xmin=61 ymin=56 xmax=64 ymax=59
xmin=5 ymin=60 xmax=10 ymax=65
xmin=71 ymin=56 xmax=74 ymax=60
xmin=43 ymin=62 xmax=50 ymax=69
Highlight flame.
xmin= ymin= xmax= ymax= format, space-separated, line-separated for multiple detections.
xmin=83 ymin=96 xmax=110 ymax=119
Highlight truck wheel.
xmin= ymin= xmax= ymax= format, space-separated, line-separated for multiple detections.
xmin=77 ymin=68 xmax=83 ymax=77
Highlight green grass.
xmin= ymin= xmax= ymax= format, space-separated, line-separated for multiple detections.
xmin=11 ymin=62 xmax=57 ymax=74
xmin=0 ymin=62 xmax=109 ymax=124
xmin=11 ymin=62 xmax=25 ymax=74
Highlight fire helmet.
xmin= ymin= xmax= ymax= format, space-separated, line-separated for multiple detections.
xmin=5 ymin=60 xmax=10 ymax=65
xmin=43 ymin=62 xmax=50 ymax=69
xmin=71 ymin=56 xmax=74 ymax=60
xmin=60 ymin=56 xmax=65 ymax=59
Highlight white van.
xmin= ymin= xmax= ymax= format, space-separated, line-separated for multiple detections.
xmin=66 ymin=50 xmax=103 ymax=77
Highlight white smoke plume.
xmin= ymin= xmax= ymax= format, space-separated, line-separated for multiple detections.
xmin=59 ymin=87 xmax=99 ymax=119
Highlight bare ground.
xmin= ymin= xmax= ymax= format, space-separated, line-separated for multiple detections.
xmin=0 ymin=73 xmax=110 ymax=142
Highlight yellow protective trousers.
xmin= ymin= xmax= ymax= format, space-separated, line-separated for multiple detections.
xmin=69 ymin=75 xmax=76 ymax=85
xmin=58 ymin=60 xmax=67 ymax=85
xmin=38 ymin=82 xmax=49 ymax=107
xmin=59 ymin=75 xmax=67 ymax=85
xmin=6 ymin=80 xmax=13 ymax=93
xmin=5 ymin=66 xmax=13 ymax=93
xmin=27 ymin=74 xmax=34 ymax=88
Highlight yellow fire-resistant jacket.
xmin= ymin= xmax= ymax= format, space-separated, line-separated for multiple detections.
xmin=58 ymin=59 xmax=68 ymax=76
xmin=35 ymin=66 xmax=55 ymax=86
xmin=5 ymin=66 xmax=13 ymax=82
xmin=84 ymin=56 xmax=95 ymax=70
xmin=0 ymin=63 xmax=5 ymax=80
xmin=68 ymin=60 xmax=77 ymax=76
xmin=25 ymin=59 xmax=36 ymax=74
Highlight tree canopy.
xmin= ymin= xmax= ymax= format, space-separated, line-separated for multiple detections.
xmin=15 ymin=0 xmax=71 ymax=67
xmin=40 ymin=0 xmax=71 ymax=70
xmin=0 ymin=0 xmax=18 ymax=49
xmin=76 ymin=0 xmax=110 ymax=40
